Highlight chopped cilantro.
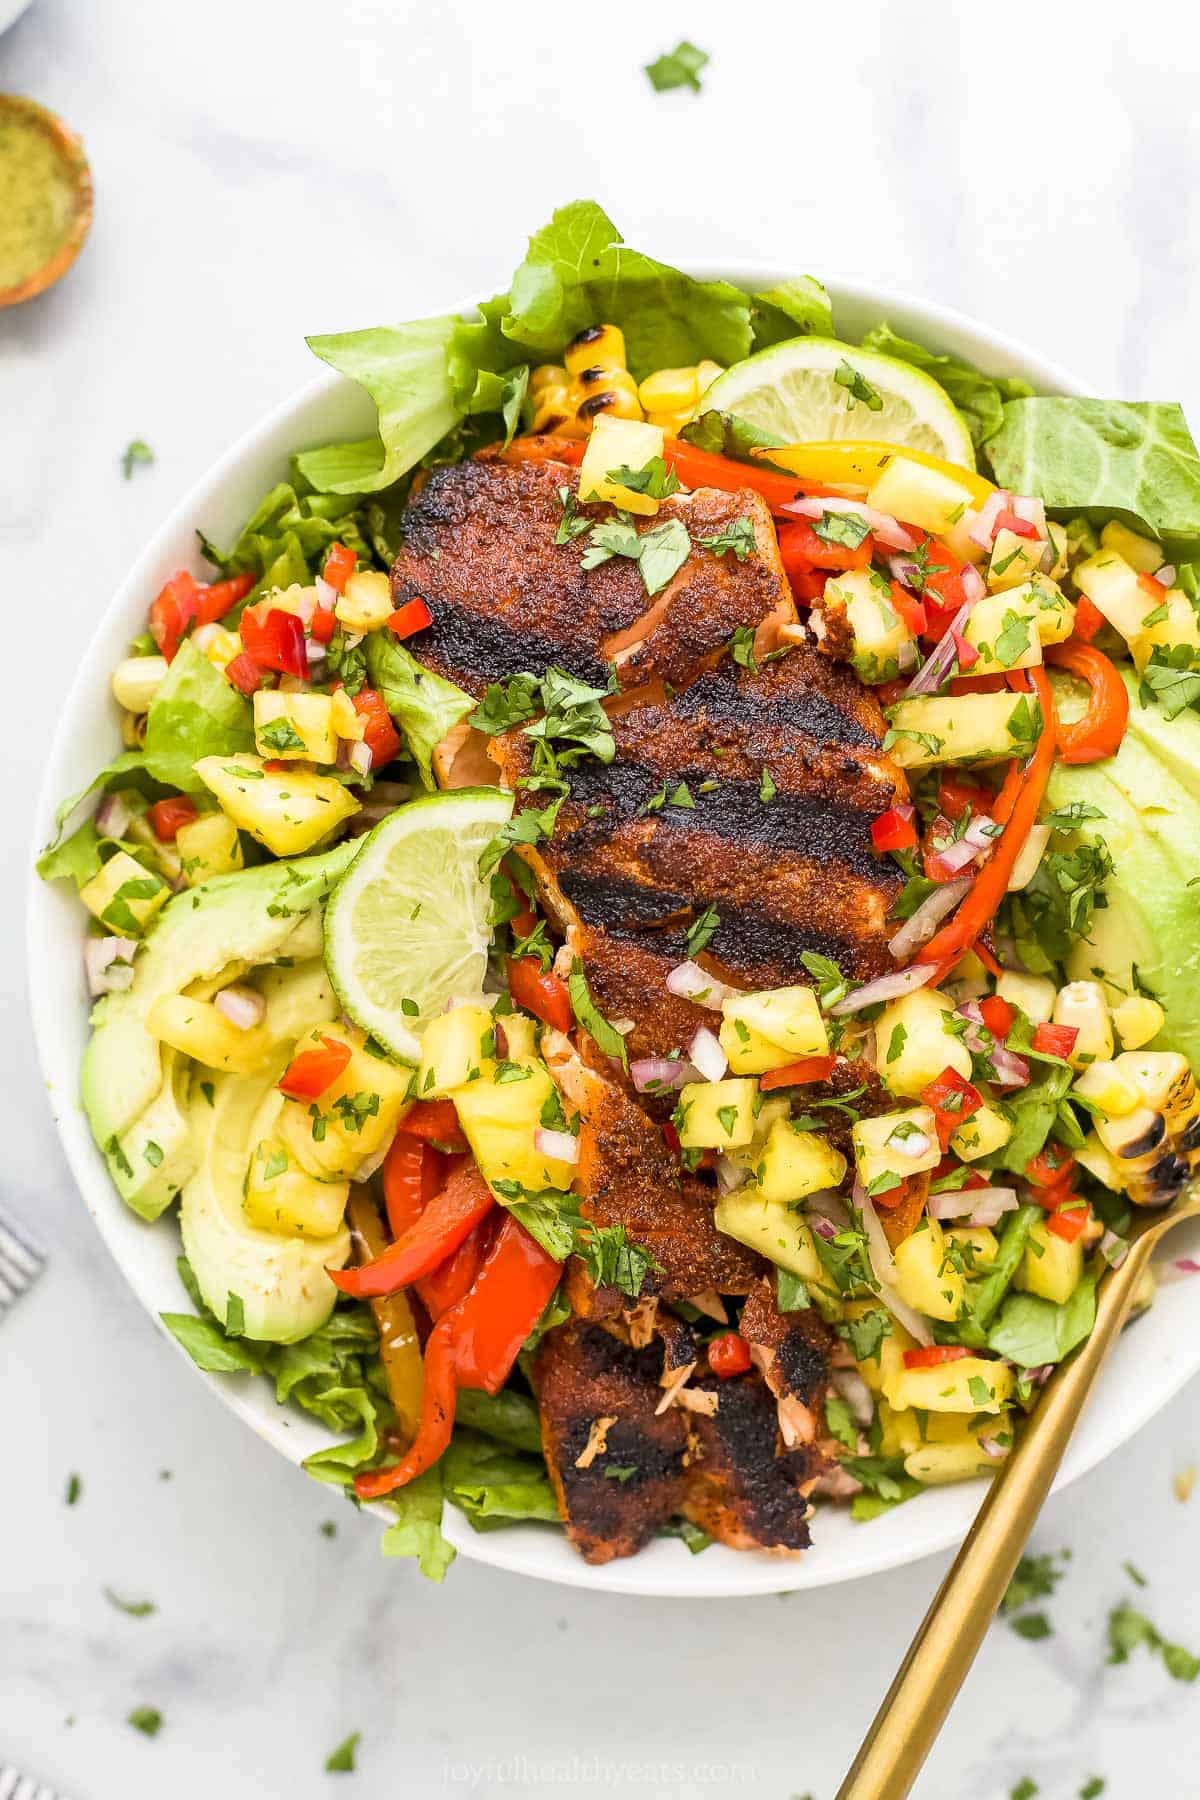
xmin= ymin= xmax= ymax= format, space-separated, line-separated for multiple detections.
xmin=644 ymin=38 xmax=709 ymax=92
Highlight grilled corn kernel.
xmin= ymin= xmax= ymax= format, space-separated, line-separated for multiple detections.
xmin=564 ymin=324 xmax=627 ymax=377
xmin=530 ymin=387 xmax=584 ymax=436
xmin=1112 ymin=994 xmax=1165 ymax=1050
xmin=195 ymin=624 xmax=241 ymax=671
xmin=112 ymin=655 xmax=169 ymax=713
xmin=575 ymin=377 xmax=644 ymax=423
xmin=1073 ymin=1060 xmax=1140 ymax=1118
xmin=530 ymin=363 xmax=569 ymax=398
xmin=646 ymin=408 xmax=694 ymax=436
xmin=995 ymin=971 xmax=1056 ymax=1024
xmin=696 ymin=359 xmax=724 ymax=394
xmin=121 ymin=710 xmax=147 ymax=749
xmin=638 ymin=367 xmax=700 ymax=415
xmin=1052 ymin=980 xmax=1113 ymax=1067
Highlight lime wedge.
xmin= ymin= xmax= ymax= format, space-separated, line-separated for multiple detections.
xmin=324 ymin=788 xmax=513 ymax=1062
xmin=701 ymin=336 xmax=975 ymax=468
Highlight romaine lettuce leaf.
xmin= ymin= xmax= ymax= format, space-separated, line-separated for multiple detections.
xmin=985 ymin=398 xmax=1200 ymax=550
xmin=454 ymin=1386 xmax=544 ymax=1455
xmin=859 ymin=324 xmax=1033 ymax=447
xmin=363 ymin=632 xmax=473 ymax=789
xmin=198 ymin=482 xmax=375 ymax=589
xmin=141 ymin=641 xmax=256 ymax=793
xmin=380 ymin=1465 xmax=456 ymax=1582
xmin=442 ymin=1429 xmax=559 ymax=1532
xmin=751 ymin=276 xmax=833 ymax=348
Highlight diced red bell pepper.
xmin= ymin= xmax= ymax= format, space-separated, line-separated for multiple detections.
xmin=1025 ymin=1143 xmax=1076 ymax=1194
xmin=776 ymin=517 xmax=874 ymax=574
xmin=194 ymin=572 xmax=256 ymax=626
xmin=278 ymin=1034 xmax=352 ymax=1102
xmin=938 ymin=775 xmax=994 ymax=823
xmin=902 ymin=1345 xmax=973 ymax=1369
xmin=387 ymin=598 xmax=433 ymax=639
xmin=507 ymin=956 xmax=572 ymax=1033
xmin=994 ymin=509 xmax=1039 ymax=540
xmin=788 ymin=565 xmax=829 ymax=604
xmin=1031 ymin=1022 xmax=1078 ymax=1061
xmin=148 ymin=796 xmax=198 ymax=841
xmin=402 ymin=1098 xmax=469 ymax=1153
xmin=238 ymin=602 xmax=307 ymax=679
xmin=951 ymin=629 xmax=980 ymax=670
xmin=759 ymin=1055 xmax=837 ymax=1091
xmin=888 ymin=581 xmax=927 ymax=637
xmin=149 ymin=571 xmax=203 ymax=662
xmin=322 ymin=541 xmax=357 ymax=594
xmin=224 ymin=651 xmax=267 ymax=695
xmin=662 ymin=1120 xmax=682 ymax=1158
xmin=1046 ymin=1199 xmax=1091 ymax=1242
xmin=1072 ymin=596 xmax=1105 ymax=643
xmin=979 ymin=996 xmax=1015 ymax=1040
xmin=932 ymin=1155 xmax=988 ymax=1193
xmin=871 ymin=804 xmax=918 ymax=853
xmin=330 ymin=1162 xmax=495 ymax=1298
xmin=350 ymin=686 xmax=402 ymax=768
xmin=911 ymin=535 xmax=970 ymax=636
xmin=310 ymin=604 xmax=336 ymax=645
xmin=920 ymin=1068 xmax=984 ymax=1150
xmin=708 ymin=1332 xmax=752 ymax=1378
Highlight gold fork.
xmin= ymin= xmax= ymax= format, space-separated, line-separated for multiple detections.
xmin=837 ymin=1192 xmax=1200 ymax=1800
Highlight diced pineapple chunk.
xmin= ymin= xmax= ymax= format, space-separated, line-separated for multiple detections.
xmin=944 ymin=1225 xmax=999 ymax=1272
xmin=892 ymin=1216 xmax=965 ymax=1322
xmin=194 ymin=754 xmax=359 ymax=857
xmin=330 ymin=687 xmax=365 ymax=741
xmin=79 ymin=849 xmax=168 ymax=936
xmin=843 ymin=1304 xmax=911 ymax=1394
xmin=1072 ymin=1059 xmax=1140 ymax=1118
xmin=452 ymin=1056 xmax=577 ymax=1195
xmin=1112 ymin=994 xmax=1165 ymax=1050
xmin=995 ymin=970 xmax=1056 ymax=1024
xmin=676 ymin=1077 xmax=759 ymax=1149
xmin=723 ymin=1098 xmax=791 ymax=1174
xmin=722 ymin=985 xmax=828 ymax=1060
xmin=278 ymin=1021 xmax=414 ymax=1178
xmin=712 ymin=1191 xmax=836 ymax=1293
xmin=852 ymin=1106 xmax=941 ymax=1191
xmin=243 ymin=1138 xmax=349 ymax=1238
xmin=949 ymin=1102 xmax=1012 ymax=1161
xmin=146 ymin=993 xmax=271 ymax=1074
xmin=865 ymin=458 xmax=981 ymax=559
xmin=335 ymin=568 xmax=394 ymax=632
xmin=754 ymin=1119 xmax=847 ymax=1203
xmin=884 ymin=692 xmax=1040 ymax=768
xmin=825 ymin=568 xmax=914 ymax=684
xmin=175 ymin=811 xmax=244 ymax=885
xmin=418 ymin=1005 xmax=496 ymax=1097
xmin=719 ymin=1015 xmax=796 ymax=1075
xmin=1100 ymin=519 xmax=1163 ymax=573
xmin=987 ymin=529 xmax=1048 ymax=593
xmin=1131 ymin=589 xmax=1200 ymax=672
xmin=1016 ymin=1218 xmax=1083 ymax=1304
xmin=905 ymin=1414 xmax=1011 ymax=1484
xmin=877 ymin=1398 xmax=921 ymax=1457
xmin=1073 ymin=550 xmax=1157 ymax=644
xmin=1053 ymin=980 xmax=1113 ymax=1067
xmin=961 ymin=589 xmax=1044 ymax=675
xmin=889 ymin=1353 xmax=1013 ymax=1414
xmin=876 ymin=988 xmax=972 ymax=1099
xmin=198 ymin=625 xmax=241 ymax=671
xmin=578 ymin=416 xmax=666 ymax=516
xmin=253 ymin=691 xmax=337 ymax=764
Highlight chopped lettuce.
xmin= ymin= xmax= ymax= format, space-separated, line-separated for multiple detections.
xmin=198 ymin=482 xmax=377 ymax=590
xmin=987 ymin=1265 xmax=1100 ymax=1368
xmin=454 ymin=1386 xmax=544 ymax=1455
xmin=751 ymin=276 xmax=834 ymax=348
xmin=985 ymin=398 xmax=1200 ymax=551
xmin=380 ymin=1465 xmax=457 ymax=1582
xmin=363 ymin=631 xmax=473 ymax=789
xmin=992 ymin=1064 xmax=1074 ymax=1173
xmin=858 ymin=323 xmax=1033 ymax=448
xmin=442 ymin=1429 xmax=559 ymax=1532
xmin=142 ymin=641 xmax=256 ymax=794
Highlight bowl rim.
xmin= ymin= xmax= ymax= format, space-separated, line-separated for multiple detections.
xmin=28 ymin=260 xmax=1199 ymax=1599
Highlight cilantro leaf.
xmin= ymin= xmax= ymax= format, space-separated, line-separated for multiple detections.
xmin=644 ymin=39 xmax=709 ymax=92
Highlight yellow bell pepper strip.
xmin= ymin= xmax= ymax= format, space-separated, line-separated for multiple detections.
xmin=345 ymin=1187 xmax=423 ymax=1445
xmin=753 ymin=439 xmax=997 ymax=507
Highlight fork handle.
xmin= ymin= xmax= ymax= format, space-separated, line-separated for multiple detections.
xmin=836 ymin=1227 xmax=1158 ymax=1800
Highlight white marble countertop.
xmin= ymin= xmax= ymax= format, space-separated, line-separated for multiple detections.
xmin=5 ymin=1 xmax=1200 ymax=1795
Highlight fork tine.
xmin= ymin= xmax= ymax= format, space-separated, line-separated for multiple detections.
xmin=0 ymin=1206 xmax=46 ymax=1313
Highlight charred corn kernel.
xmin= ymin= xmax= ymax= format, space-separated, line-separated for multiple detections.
xmin=638 ymin=367 xmax=700 ymax=415
xmin=530 ymin=381 xmax=584 ymax=437
xmin=120 ymin=710 xmax=147 ymax=750
xmin=1053 ymin=980 xmax=1113 ymax=1067
xmin=330 ymin=687 xmax=365 ymax=741
xmin=111 ymin=655 xmax=169 ymax=713
xmin=573 ymin=368 xmax=644 ymax=424
xmin=1113 ymin=994 xmax=1165 ymax=1050
xmin=646 ymin=408 xmax=694 ymax=436
xmin=336 ymin=568 xmax=394 ymax=632
xmin=1076 ymin=1131 xmax=1128 ymax=1192
xmin=530 ymin=363 xmax=569 ymax=398
xmin=1073 ymin=1060 xmax=1140 ymax=1118
xmin=696 ymin=359 xmax=724 ymax=394
xmin=564 ymin=323 xmax=628 ymax=378
xmin=995 ymin=970 xmax=1056 ymax=1024
xmin=195 ymin=624 xmax=241 ymax=671
xmin=1115 ymin=1051 xmax=1200 ymax=1128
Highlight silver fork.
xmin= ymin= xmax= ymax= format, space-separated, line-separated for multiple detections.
xmin=0 ymin=1764 xmax=72 ymax=1800
xmin=0 ymin=1207 xmax=46 ymax=1314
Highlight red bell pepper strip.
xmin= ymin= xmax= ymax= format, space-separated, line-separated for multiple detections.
xmin=148 ymin=796 xmax=198 ymax=841
xmin=149 ymin=571 xmax=202 ymax=661
xmin=224 ymin=651 xmax=267 ymax=695
xmin=902 ymin=1345 xmax=973 ymax=1370
xmin=449 ymin=1213 xmax=562 ymax=1395
xmin=387 ymin=598 xmax=432 ymax=639
xmin=500 ymin=433 xmax=808 ymax=514
xmin=979 ymin=995 xmax=1015 ymax=1040
xmin=402 ymin=1098 xmax=469 ymax=1153
xmin=507 ymin=956 xmax=573 ymax=1033
xmin=871 ymin=804 xmax=918 ymax=853
xmin=238 ymin=603 xmax=307 ymax=679
xmin=278 ymin=1034 xmax=353 ymax=1102
xmin=776 ymin=517 xmax=874 ymax=574
xmin=194 ymin=571 xmax=256 ymax=625
xmin=759 ymin=1055 xmax=837 ymax=1091
xmin=350 ymin=686 xmax=402 ymax=768
xmin=331 ymin=1162 xmax=494 ymax=1298
xmin=1046 ymin=1199 xmax=1091 ymax=1242
xmin=1031 ymin=1022 xmax=1078 ymax=1061
xmin=708 ymin=1332 xmax=752 ymax=1378
xmin=970 ymin=937 xmax=1004 ymax=978
xmin=1045 ymin=641 xmax=1129 ymax=764
xmin=916 ymin=668 xmax=1058 ymax=971
xmin=355 ymin=1315 xmax=460 ymax=1498
xmin=381 ymin=1131 xmax=432 ymax=1239
xmin=416 ymin=1214 xmax=494 ymax=1319
xmin=920 ymin=1068 xmax=984 ymax=1149
xmin=322 ymin=541 xmax=357 ymax=593
xmin=1072 ymin=595 xmax=1105 ymax=643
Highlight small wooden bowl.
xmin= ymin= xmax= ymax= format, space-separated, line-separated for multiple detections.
xmin=0 ymin=95 xmax=94 ymax=307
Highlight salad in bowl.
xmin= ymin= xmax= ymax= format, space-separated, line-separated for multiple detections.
xmin=36 ymin=201 xmax=1200 ymax=1582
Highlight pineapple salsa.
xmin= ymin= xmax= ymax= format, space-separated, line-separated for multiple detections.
xmin=38 ymin=202 xmax=1200 ymax=1571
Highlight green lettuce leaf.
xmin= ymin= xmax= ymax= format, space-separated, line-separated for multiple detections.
xmin=859 ymin=323 xmax=1033 ymax=447
xmin=199 ymin=482 xmax=375 ymax=589
xmin=991 ymin=1063 xmax=1074 ymax=1173
xmin=442 ymin=1429 xmax=559 ymax=1531
xmin=680 ymin=407 xmax=788 ymax=462
xmin=36 ymin=818 xmax=104 ymax=887
xmin=160 ymin=1312 xmax=265 ymax=1373
xmin=454 ymin=1386 xmax=544 ymax=1455
xmin=751 ymin=276 xmax=833 ymax=349
xmin=363 ymin=632 xmax=473 ymax=789
xmin=141 ymin=641 xmax=255 ymax=793
xmin=380 ymin=1465 xmax=456 ymax=1582
xmin=985 ymin=398 xmax=1200 ymax=550
xmin=987 ymin=1265 xmax=1100 ymax=1367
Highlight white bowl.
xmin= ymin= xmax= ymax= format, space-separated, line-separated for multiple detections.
xmin=28 ymin=265 xmax=1200 ymax=1598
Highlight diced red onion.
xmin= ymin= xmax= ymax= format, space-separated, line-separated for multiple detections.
xmin=780 ymin=494 xmax=916 ymax=551
xmin=811 ymin=1214 xmax=838 ymax=1242
xmin=966 ymin=1187 xmax=1020 ymax=1227
xmin=1100 ymin=1229 xmax=1129 ymax=1269
xmin=931 ymin=835 xmax=985 ymax=878
xmin=832 ymin=958 xmax=946 ymax=1013
xmin=929 ymin=1186 xmax=979 ymax=1221
xmin=886 ymin=878 xmax=973 ymax=961
xmin=665 ymin=961 xmax=737 ymax=1010
xmin=831 ymin=1366 xmax=875 ymax=1427
xmin=1155 ymin=564 xmax=1176 ymax=588
xmin=858 ymin=1186 xmax=933 ymax=1346
xmin=715 ymin=1154 xmax=748 ymax=1196
xmin=1010 ymin=495 xmax=1047 ymax=537
xmin=631 ymin=1056 xmax=699 ymax=1094
xmin=896 ymin=638 xmax=918 ymax=673
xmin=348 ymin=740 xmax=373 ymax=777
xmin=534 ymin=1127 xmax=580 ymax=1165
xmin=315 ymin=576 xmax=337 ymax=612
xmin=94 ymin=792 xmax=132 ymax=840
xmin=963 ymin=814 xmax=999 ymax=851
xmin=1025 ymin=1363 xmax=1054 ymax=1388
xmin=214 ymin=984 xmax=265 ymax=1030
xmin=967 ymin=490 xmax=1010 ymax=550
xmin=84 ymin=935 xmax=136 ymax=997
xmin=989 ymin=1046 xmax=1030 ymax=1089
xmin=305 ymin=638 xmax=328 ymax=667
xmin=901 ymin=602 xmax=971 ymax=697
xmin=977 ymin=1434 xmax=1008 ymax=1461
xmin=1160 ymin=1258 xmax=1200 ymax=1285
xmin=688 ymin=1025 xmax=728 ymax=1083
xmin=959 ymin=562 xmax=987 ymax=605
xmin=806 ymin=1189 xmax=850 ymax=1230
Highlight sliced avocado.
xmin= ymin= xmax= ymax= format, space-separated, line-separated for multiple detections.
xmin=108 ymin=1050 xmax=198 ymax=1222
xmin=180 ymin=959 xmax=346 ymax=1342
xmin=81 ymin=842 xmax=357 ymax=1174
xmin=1049 ymin=669 xmax=1200 ymax=1067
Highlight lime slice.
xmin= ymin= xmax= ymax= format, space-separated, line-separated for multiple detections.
xmin=702 ymin=336 xmax=975 ymax=468
xmin=324 ymin=787 xmax=513 ymax=1061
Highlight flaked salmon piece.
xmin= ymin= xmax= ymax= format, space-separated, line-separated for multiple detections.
xmin=680 ymin=1368 xmax=827 ymax=1554
xmin=739 ymin=1277 xmax=836 ymax=1449
xmin=389 ymin=455 xmax=795 ymax=700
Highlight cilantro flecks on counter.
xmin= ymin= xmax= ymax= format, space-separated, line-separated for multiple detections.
xmin=37 ymin=198 xmax=1200 ymax=1577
